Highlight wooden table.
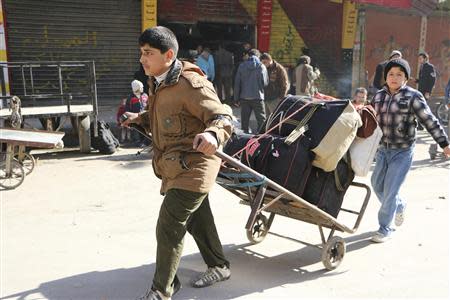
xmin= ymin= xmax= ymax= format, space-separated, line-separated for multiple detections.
xmin=0 ymin=128 xmax=65 ymax=189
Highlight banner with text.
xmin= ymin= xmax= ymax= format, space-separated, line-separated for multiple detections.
xmin=342 ymin=0 xmax=358 ymax=49
xmin=142 ymin=0 xmax=157 ymax=31
xmin=257 ymin=0 xmax=272 ymax=53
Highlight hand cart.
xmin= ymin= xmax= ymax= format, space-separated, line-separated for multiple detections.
xmin=215 ymin=150 xmax=371 ymax=270
xmin=0 ymin=128 xmax=64 ymax=189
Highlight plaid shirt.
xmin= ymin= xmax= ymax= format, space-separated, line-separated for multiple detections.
xmin=370 ymin=85 xmax=449 ymax=149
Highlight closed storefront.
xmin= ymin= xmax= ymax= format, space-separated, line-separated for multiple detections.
xmin=3 ymin=0 xmax=141 ymax=104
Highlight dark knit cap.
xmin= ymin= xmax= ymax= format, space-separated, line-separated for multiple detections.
xmin=384 ymin=58 xmax=411 ymax=80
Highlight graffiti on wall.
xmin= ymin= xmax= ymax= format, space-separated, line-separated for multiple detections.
xmin=268 ymin=0 xmax=305 ymax=67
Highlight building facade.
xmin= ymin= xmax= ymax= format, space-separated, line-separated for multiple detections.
xmin=1 ymin=0 xmax=448 ymax=104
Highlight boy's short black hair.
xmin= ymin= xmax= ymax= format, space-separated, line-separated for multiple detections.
xmin=354 ymin=87 xmax=368 ymax=96
xmin=260 ymin=52 xmax=272 ymax=61
xmin=418 ymin=52 xmax=429 ymax=60
xmin=139 ymin=26 xmax=179 ymax=57
xmin=247 ymin=48 xmax=260 ymax=57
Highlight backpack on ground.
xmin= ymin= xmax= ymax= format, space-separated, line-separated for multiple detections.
xmin=91 ymin=120 xmax=120 ymax=154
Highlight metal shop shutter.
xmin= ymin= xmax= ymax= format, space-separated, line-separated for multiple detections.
xmin=4 ymin=0 xmax=141 ymax=104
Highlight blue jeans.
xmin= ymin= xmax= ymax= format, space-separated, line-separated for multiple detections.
xmin=370 ymin=145 xmax=414 ymax=236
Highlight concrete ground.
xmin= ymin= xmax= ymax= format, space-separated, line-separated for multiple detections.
xmin=0 ymin=121 xmax=449 ymax=299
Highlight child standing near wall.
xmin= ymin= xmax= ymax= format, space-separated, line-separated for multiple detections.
xmin=116 ymin=98 xmax=130 ymax=143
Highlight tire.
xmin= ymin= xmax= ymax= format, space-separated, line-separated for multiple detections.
xmin=246 ymin=214 xmax=269 ymax=244
xmin=0 ymin=160 xmax=25 ymax=189
xmin=321 ymin=236 xmax=346 ymax=270
xmin=14 ymin=153 xmax=35 ymax=175
xmin=435 ymin=103 xmax=449 ymax=125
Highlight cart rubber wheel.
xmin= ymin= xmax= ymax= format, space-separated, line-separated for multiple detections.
xmin=246 ymin=214 xmax=269 ymax=244
xmin=0 ymin=160 xmax=25 ymax=189
xmin=321 ymin=236 xmax=346 ymax=270
xmin=14 ymin=153 xmax=35 ymax=175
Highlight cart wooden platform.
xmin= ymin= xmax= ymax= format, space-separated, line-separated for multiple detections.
xmin=0 ymin=61 xmax=98 ymax=153
xmin=215 ymin=151 xmax=371 ymax=270
xmin=0 ymin=128 xmax=64 ymax=189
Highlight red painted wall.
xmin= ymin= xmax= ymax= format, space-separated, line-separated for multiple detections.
xmin=279 ymin=0 xmax=343 ymax=60
xmin=158 ymin=0 xmax=252 ymax=24
xmin=365 ymin=9 xmax=450 ymax=95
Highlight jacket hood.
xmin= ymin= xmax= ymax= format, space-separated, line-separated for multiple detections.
xmin=162 ymin=59 xmax=205 ymax=87
xmin=242 ymin=56 xmax=262 ymax=70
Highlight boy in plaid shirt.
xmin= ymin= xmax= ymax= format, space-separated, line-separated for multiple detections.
xmin=370 ymin=58 xmax=450 ymax=243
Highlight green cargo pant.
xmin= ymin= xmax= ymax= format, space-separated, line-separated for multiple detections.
xmin=152 ymin=188 xmax=229 ymax=297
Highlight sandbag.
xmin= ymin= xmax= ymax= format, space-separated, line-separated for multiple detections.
xmin=311 ymin=101 xmax=362 ymax=171
xmin=302 ymin=157 xmax=355 ymax=218
xmin=349 ymin=126 xmax=382 ymax=176
xmin=241 ymin=134 xmax=315 ymax=197
xmin=91 ymin=120 xmax=120 ymax=154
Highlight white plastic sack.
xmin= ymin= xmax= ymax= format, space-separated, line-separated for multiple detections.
xmin=349 ymin=126 xmax=382 ymax=177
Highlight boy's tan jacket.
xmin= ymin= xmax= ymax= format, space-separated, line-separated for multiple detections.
xmin=135 ymin=60 xmax=233 ymax=194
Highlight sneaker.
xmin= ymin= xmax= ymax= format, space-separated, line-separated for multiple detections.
xmin=137 ymin=278 xmax=180 ymax=300
xmin=137 ymin=288 xmax=170 ymax=300
xmin=371 ymin=232 xmax=391 ymax=243
xmin=191 ymin=265 xmax=231 ymax=288
xmin=395 ymin=211 xmax=405 ymax=226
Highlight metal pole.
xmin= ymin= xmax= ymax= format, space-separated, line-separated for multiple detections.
xmin=21 ymin=64 xmax=27 ymax=95
xmin=91 ymin=61 xmax=98 ymax=135
xmin=29 ymin=66 xmax=34 ymax=95
xmin=58 ymin=64 xmax=63 ymax=105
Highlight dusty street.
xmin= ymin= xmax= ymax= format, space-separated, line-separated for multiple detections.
xmin=0 ymin=130 xmax=449 ymax=300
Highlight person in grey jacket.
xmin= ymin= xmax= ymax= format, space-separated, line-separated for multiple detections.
xmin=233 ymin=48 xmax=268 ymax=133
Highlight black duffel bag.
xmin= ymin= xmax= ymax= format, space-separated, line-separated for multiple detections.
xmin=223 ymin=132 xmax=254 ymax=158
xmin=301 ymin=155 xmax=355 ymax=218
xmin=263 ymin=95 xmax=350 ymax=148
xmin=241 ymin=134 xmax=315 ymax=197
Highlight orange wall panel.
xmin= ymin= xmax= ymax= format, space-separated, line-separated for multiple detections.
xmin=365 ymin=9 xmax=449 ymax=94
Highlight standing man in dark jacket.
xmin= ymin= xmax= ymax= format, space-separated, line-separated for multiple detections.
xmin=414 ymin=52 xmax=437 ymax=101
xmin=214 ymin=43 xmax=234 ymax=103
xmin=260 ymin=52 xmax=289 ymax=115
xmin=373 ymin=50 xmax=402 ymax=90
xmin=234 ymin=48 xmax=268 ymax=133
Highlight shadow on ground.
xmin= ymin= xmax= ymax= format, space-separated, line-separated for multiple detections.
xmin=1 ymin=231 xmax=374 ymax=300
